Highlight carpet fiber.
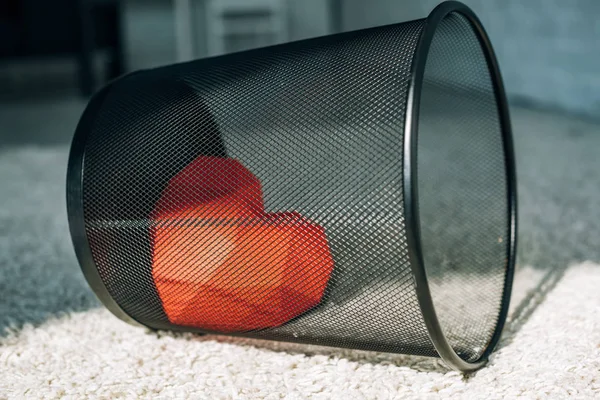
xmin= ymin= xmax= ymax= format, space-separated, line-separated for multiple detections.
xmin=1 ymin=104 xmax=600 ymax=398
xmin=1 ymin=264 xmax=598 ymax=398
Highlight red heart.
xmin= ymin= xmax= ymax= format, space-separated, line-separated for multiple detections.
xmin=151 ymin=156 xmax=334 ymax=332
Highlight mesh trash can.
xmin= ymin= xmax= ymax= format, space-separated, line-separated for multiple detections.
xmin=67 ymin=1 xmax=517 ymax=372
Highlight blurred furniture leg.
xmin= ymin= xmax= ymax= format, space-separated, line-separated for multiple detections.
xmin=76 ymin=0 xmax=95 ymax=96
xmin=86 ymin=0 xmax=127 ymax=92
xmin=174 ymin=0 xmax=195 ymax=62
xmin=104 ymin=1 xmax=126 ymax=81
xmin=329 ymin=0 xmax=343 ymax=34
xmin=75 ymin=0 xmax=127 ymax=95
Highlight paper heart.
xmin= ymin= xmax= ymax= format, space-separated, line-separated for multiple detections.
xmin=151 ymin=156 xmax=334 ymax=331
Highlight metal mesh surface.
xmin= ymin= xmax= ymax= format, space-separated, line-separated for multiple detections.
xmin=417 ymin=12 xmax=510 ymax=362
xmin=69 ymin=7 xmax=513 ymax=364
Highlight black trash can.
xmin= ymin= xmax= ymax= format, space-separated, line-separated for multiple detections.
xmin=67 ymin=1 xmax=517 ymax=372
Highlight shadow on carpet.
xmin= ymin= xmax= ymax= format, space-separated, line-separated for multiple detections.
xmin=0 ymin=146 xmax=99 ymax=335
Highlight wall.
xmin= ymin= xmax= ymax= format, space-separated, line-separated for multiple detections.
xmin=341 ymin=0 xmax=600 ymax=118
xmin=123 ymin=0 xmax=600 ymax=117
xmin=123 ymin=0 xmax=177 ymax=70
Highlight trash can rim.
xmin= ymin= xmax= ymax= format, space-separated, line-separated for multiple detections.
xmin=402 ymin=0 xmax=518 ymax=372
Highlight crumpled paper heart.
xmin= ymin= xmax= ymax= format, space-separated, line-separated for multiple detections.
xmin=151 ymin=156 xmax=334 ymax=332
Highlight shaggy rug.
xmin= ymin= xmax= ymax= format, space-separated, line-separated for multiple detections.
xmin=0 ymin=263 xmax=597 ymax=399
xmin=1 ymin=105 xmax=599 ymax=399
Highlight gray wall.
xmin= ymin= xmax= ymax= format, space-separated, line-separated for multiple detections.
xmin=123 ymin=0 xmax=178 ymax=70
xmin=288 ymin=0 xmax=330 ymax=40
xmin=341 ymin=0 xmax=600 ymax=118
xmin=123 ymin=0 xmax=600 ymax=118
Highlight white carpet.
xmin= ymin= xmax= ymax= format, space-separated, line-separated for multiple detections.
xmin=0 ymin=263 xmax=597 ymax=398
xmin=1 ymin=145 xmax=600 ymax=398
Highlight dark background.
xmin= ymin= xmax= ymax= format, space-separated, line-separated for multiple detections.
xmin=1 ymin=0 xmax=599 ymax=116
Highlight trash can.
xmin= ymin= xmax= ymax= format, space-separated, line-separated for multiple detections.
xmin=67 ymin=1 xmax=517 ymax=372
